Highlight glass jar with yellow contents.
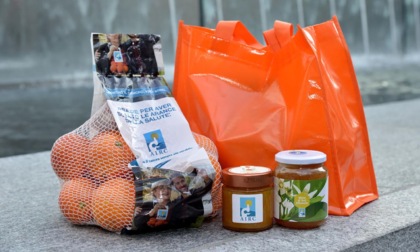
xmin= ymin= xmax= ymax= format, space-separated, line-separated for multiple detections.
xmin=222 ymin=166 xmax=273 ymax=232
xmin=274 ymin=150 xmax=328 ymax=229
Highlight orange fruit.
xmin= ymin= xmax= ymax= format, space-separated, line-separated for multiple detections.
xmin=58 ymin=178 xmax=95 ymax=224
xmin=87 ymin=130 xmax=135 ymax=182
xmin=51 ymin=132 xmax=89 ymax=180
xmin=92 ymin=178 xmax=135 ymax=232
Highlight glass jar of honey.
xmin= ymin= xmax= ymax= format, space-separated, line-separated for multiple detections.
xmin=274 ymin=150 xmax=328 ymax=229
xmin=222 ymin=166 xmax=273 ymax=232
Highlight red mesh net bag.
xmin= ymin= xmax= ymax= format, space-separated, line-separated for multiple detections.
xmin=50 ymin=33 xmax=222 ymax=233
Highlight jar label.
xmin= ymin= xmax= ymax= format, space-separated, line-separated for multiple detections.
xmin=274 ymin=177 xmax=328 ymax=222
xmin=232 ymin=193 xmax=263 ymax=223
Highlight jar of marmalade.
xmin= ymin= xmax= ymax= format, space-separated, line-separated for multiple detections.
xmin=274 ymin=150 xmax=328 ymax=229
xmin=222 ymin=166 xmax=273 ymax=232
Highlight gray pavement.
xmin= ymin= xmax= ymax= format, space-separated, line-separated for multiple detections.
xmin=0 ymin=98 xmax=419 ymax=251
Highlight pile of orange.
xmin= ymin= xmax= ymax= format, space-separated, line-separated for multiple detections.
xmin=51 ymin=130 xmax=222 ymax=232
xmin=51 ymin=130 xmax=136 ymax=232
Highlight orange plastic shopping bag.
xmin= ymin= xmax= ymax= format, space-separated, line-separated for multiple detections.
xmin=263 ymin=16 xmax=378 ymax=216
xmin=173 ymin=20 xmax=286 ymax=170
xmin=173 ymin=17 xmax=378 ymax=216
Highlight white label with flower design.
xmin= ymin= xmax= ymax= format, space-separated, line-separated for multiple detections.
xmin=274 ymin=177 xmax=328 ymax=222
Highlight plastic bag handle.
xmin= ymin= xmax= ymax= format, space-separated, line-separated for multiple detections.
xmin=263 ymin=20 xmax=294 ymax=51
xmin=215 ymin=21 xmax=263 ymax=48
xmin=263 ymin=29 xmax=280 ymax=51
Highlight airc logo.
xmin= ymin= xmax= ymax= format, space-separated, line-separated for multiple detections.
xmin=156 ymin=208 xmax=168 ymax=220
xmin=113 ymin=51 xmax=123 ymax=62
xmin=239 ymin=197 xmax=257 ymax=222
xmin=144 ymin=130 xmax=168 ymax=156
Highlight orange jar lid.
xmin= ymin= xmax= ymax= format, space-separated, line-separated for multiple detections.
xmin=222 ymin=166 xmax=273 ymax=189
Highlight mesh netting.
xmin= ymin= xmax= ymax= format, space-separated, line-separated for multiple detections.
xmin=51 ymin=103 xmax=222 ymax=233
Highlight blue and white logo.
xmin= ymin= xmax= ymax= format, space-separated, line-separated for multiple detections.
xmin=113 ymin=51 xmax=123 ymax=62
xmin=298 ymin=208 xmax=306 ymax=218
xmin=232 ymin=194 xmax=263 ymax=223
xmin=144 ymin=130 xmax=168 ymax=156
xmin=239 ymin=197 xmax=257 ymax=221
xmin=156 ymin=209 xmax=168 ymax=220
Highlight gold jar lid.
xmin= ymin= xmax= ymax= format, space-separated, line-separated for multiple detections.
xmin=222 ymin=166 xmax=273 ymax=188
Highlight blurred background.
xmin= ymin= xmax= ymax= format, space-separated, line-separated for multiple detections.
xmin=0 ymin=0 xmax=419 ymax=157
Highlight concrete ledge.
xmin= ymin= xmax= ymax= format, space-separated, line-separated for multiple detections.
xmin=1 ymin=98 xmax=419 ymax=251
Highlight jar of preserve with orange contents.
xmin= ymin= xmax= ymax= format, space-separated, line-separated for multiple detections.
xmin=222 ymin=166 xmax=273 ymax=232
xmin=274 ymin=150 xmax=328 ymax=229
